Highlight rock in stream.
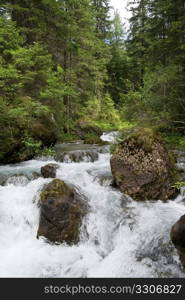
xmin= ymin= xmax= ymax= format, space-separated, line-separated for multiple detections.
xmin=54 ymin=143 xmax=109 ymax=163
xmin=110 ymin=128 xmax=177 ymax=200
xmin=37 ymin=179 xmax=88 ymax=244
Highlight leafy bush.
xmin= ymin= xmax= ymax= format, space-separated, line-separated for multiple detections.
xmin=23 ymin=137 xmax=42 ymax=155
xmin=171 ymin=182 xmax=185 ymax=190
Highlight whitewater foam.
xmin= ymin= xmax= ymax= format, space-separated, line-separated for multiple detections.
xmin=0 ymin=133 xmax=185 ymax=277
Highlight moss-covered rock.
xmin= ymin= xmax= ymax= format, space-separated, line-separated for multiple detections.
xmin=0 ymin=137 xmax=34 ymax=164
xmin=110 ymin=128 xmax=177 ymax=200
xmin=37 ymin=179 xmax=87 ymax=244
xmin=0 ymin=119 xmax=58 ymax=164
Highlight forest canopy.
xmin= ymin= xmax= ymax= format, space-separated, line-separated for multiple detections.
xmin=0 ymin=0 xmax=184 ymax=163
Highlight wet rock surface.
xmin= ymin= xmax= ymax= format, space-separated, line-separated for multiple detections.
xmin=54 ymin=143 xmax=109 ymax=163
xmin=171 ymin=215 xmax=185 ymax=268
xmin=37 ymin=179 xmax=87 ymax=244
xmin=0 ymin=174 xmax=8 ymax=185
xmin=41 ymin=163 xmax=59 ymax=178
xmin=88 ymin=167 xmax=113 ymax=186
xmin=4 ymin=175 xmax=30 ymax=186
xmin=0 ymin=171 xmax=40 ymax=186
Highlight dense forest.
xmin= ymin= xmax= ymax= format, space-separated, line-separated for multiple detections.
xmin=0 ymin=0 xmax=185 ymax=163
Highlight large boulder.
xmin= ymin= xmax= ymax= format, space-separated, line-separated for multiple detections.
xmin=171 ymin=215 xmax=185 ymax=267
xmin=41 ymin=163 xmax=59 ymax=178
xmin=110 ymin=128 xmax=177 ymax=200
xmin=37 ymin=179 xmax=87 ymax=244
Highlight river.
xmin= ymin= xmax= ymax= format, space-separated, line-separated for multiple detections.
xmin=0 ymin=132 xmax=185 ymax=277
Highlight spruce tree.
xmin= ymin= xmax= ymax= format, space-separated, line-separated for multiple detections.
xmin=107 ymin=11 xmax=130 ymax=105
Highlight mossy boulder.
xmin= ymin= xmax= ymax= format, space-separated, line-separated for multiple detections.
xmin=0 ymin=119 xmax=57 ymax=164
xmin=37 ymin=179 xmax=87 ymax=244
xmin=171 ymin=215 xmax=185 ymax=268
xmin=0 ymin=136 xmax=32 ymax=164
xmin=110 ymin=128 xmax=177 ymax=200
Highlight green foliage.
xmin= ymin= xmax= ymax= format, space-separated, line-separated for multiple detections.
xmin=82 ymin=96 xmax=101 ymax=121
xmin=39 ymin=147 xmax=56 ymax=157
xmin=80 ymin=93 xmax=122 ymax=131
xmin=123 ymin=0 xmax=185 ymax=134
xmin=58 ymin=133 xmax=79 ymax=143
xmin=23 ymin=137 xmax=42 ymax=155
xmin=83 ymin=132 xmax=102 ymax=144
xmin=0 ymin=16 xmax=66 ymax=163
xmin=107 ymin=11 xmax=130 ymax=105
xmin=99 ymin=93 xmax=121 ymax=126
xmin=162 ymin=133 xmax=185 ymax=150
xmin=1 ymin=0 xmax=184 ymax=164
xmin=0 ymin=16 xmax=23 ymax=58
xmin=171 ymin=182 xmax=185 ymax=191
xmin=92 ymin=0 xmax=111 ymax=40
xmin=141 ymin=65 xmax=184 ymax=127
xmin=120 ymin=90 xmax=143 ymax=121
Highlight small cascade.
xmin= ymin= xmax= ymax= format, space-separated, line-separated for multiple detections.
xmin=0 ymin=132 xmax=185 ymax=277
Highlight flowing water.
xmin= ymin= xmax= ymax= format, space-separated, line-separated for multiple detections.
xmin=0 ymin=132 xmax=185 ymax=278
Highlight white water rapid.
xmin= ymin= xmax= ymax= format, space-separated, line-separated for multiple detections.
xmin=0 ymin=132 xmax=185 ymax=278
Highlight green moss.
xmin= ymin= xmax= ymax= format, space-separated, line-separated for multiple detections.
xmin=58 ymin=133 xmax=79 ymax=143
xmin=39 ymin=147 xmax=56 ymax=157
xmin=171 ymin=181 xmax=185 ymax=190
xmin=162 ymin=133 xmax=185 ymax=150
xmin=95 ymin=120 xmax=135 ymax=132
xmin=41 ymin=179 xmax=73 ymax=202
